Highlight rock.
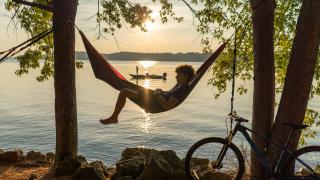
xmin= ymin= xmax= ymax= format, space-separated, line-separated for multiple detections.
xmin=73 ymin=166 xmax=106 ymax=180
xmin=19 ymin=154 xmax=27 ymax=161
xmin=189 ymin=157 xmax=209 ymax=167
xmin=29 ymin=173 xmax=39 ymax=180
xmin=0 ymin=151 xmax=20 ymax=162
xmin=53 ymin=155 xmax=87 ymax=176
xmin=159 ymin=150 xmax=184 ymax=170
xmin=0 ymin=149 xmax=4 ymax=154
xmin=26 ymin=151 xmax=46 ymax=161
xmin=188 ymin=157 xmax=232 ymax=180
xmin=199 ymin=171 xmax=232 ymax=180
xmin=139 ymin=150 xmax=187 ymax=180
xmin=113 ymin=156 xmax=145 ymax=179
xmin=105 ymin=166 xmax=116 ymax=178
xmin=139 ymin=151 xmax=172 ymax=180
xmin=90 ymin=161 xmax=109 ymax=177
xmin=112 ymin=148 xmax=187 ymax=180
xmin=46 ymin=152 xmax=55 ymax=161
xmin=121 ymin=148 xmax=152 ymax=159
xmin=41 ymin=152 xmax=55 ymax=164
xmin=16 ymin=162 xmax=41 ymax=168
xmin=15 ymin=149 xmax=23 ymax=156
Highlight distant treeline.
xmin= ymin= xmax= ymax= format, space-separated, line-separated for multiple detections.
xmin=75 ymin=51 xmax=212 ymax=62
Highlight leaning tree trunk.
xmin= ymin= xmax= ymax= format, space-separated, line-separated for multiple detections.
xmin=268 ymin=0 xmax=320 ymax=174
xmin=250 ymin=0 xmax=275 ymax=179
xmin=52 ymin=0 xmax=79 ymax=174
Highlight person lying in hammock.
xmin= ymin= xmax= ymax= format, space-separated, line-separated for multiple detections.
xmin=100 ymin=64 xmax=195 ymax=125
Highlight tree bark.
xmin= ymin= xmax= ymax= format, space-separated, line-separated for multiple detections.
xmin=250 ymin=0 xmax=275 ymax=179
xmin=268 ymin=0 xmax=320 ymax=174
xmin=53 ymin=0 xmax=78 ymax=165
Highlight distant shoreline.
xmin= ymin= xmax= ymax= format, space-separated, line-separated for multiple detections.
xmin=75 ymin=51 xmax=212 ymax=62
xmin=6 ymin=51 xmax=213 ymax=62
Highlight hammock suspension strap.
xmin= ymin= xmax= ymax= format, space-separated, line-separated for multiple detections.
xmin=0 ymin=19 xmax=72 ymax=63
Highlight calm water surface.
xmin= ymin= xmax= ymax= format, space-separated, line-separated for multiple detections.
xmin=0 ymin=60 xmax=318 ymax=165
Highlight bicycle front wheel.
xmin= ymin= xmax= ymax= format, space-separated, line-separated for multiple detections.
xmin=185 ymin=137 xmax=245 ymax=180
xmin=282 ymin=146 xmax=320 ymax=179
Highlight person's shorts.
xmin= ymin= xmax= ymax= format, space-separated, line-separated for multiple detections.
xmin=135 ymin=89 xmax=164 ymax=113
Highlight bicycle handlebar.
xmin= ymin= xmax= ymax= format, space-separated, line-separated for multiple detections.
xmin=228 ymin=112 xmax=249 ymax=122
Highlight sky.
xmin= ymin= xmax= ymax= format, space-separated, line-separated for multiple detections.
xmin=0 ymin=0 xmax=220 ymax=54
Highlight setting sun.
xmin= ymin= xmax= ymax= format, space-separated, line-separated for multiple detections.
xmin=144 ymin=20 xmax=156 ymax=32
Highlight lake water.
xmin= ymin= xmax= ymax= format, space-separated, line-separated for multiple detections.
xmin=0 ymin=60 xmax=318 ymax=166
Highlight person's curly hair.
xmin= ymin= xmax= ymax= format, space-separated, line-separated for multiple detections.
xmin=175 ymin=64 xmax=195 ymax=81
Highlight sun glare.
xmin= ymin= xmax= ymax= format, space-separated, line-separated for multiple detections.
xmin=143 ymin=79 xmax=151 ymax=88
xmin=139 ymin=61 xmax=156 ymax=68
xmin=144 ymin=21 xmax=157 ymax=32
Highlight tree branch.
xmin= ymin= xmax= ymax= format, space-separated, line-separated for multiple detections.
xmin=12 ymin=0 xmax=53 ymax=12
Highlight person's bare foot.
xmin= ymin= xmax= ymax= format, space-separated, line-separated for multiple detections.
xmin=99 ymin=117 xmax=118 ymax=125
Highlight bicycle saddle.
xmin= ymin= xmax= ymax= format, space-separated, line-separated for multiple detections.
xmin=283 ymin=122 xmax=308 ymax=130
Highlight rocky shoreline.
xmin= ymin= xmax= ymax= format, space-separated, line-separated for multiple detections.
xmin=0 ymin=148 xmax=232 ymax=180
xmin=0 ymin=148 xmax=114 ymax=179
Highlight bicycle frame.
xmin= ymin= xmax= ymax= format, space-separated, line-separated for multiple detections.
xmin=216 ymin=121 xmax=318 ymax=179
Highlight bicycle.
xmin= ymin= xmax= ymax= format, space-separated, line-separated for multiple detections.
xmin=184 ymin=112 xmax=320 ymax=180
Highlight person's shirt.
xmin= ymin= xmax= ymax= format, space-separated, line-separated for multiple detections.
xmin=163 ymin=84 xmax=188 ymax=101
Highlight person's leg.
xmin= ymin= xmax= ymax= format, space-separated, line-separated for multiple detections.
xmin=100 ymin=88 xmax=139 ymax=125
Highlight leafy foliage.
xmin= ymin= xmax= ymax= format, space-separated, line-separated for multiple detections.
xmin=300 ymin=109 xmax=320 ymax=146
xmin=5 ymin=0 xmax=83 ymax=82
xmin=159 ymin=0 xmax=319 ymax=143
xmin=98 ymin=0 xmax=183 ymax=34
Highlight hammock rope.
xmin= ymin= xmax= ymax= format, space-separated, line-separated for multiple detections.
xmin=0 ymin=28 xmax=53 ymax=63
xmin=0 ymin=19 xmax=72 ymax=63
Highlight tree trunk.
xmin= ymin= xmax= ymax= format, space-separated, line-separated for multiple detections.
xmin=53 ymin=0 xmax=78 ymax=167
xmin=250 ymin=0 xmax=275 ymax=179
xmin=268 ymin=0 xmax=320 ymax=174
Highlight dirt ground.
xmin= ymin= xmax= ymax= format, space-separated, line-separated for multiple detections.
xmin=0 ymin=161 xmax=71 ymax=180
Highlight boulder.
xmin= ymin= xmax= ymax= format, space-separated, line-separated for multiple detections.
xmin=46 ymin=152 xmax=55 ymax=163
xmin=139 ymin=151 xmax=172 ymax=180
xmin=112 ymin=148 xmax=187 ymax=180
xmin=90 ymin=161 xmax=109 ymax=177
xmin=73 ymin=160 xmax=109 ymax=180
xmin=105 ymin=166 xmax=116 ymax=178
xmin=26 ymin=151 xmax=46 ymax=161
xmin=199 ymin=171 xmax=232 ymax=180
xmin=139 ymin=150 xmax=186 ymax=180
xmin=74 ymin=166 xmax=106 ymax=180
xmin=0 ymin=151 xmax=20 ymax=162
xmin=113 ymin=156 xmax=145 ymax=179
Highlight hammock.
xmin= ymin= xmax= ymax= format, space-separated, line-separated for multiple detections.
xmin=78 ymin=30 xmax=227 ymax=113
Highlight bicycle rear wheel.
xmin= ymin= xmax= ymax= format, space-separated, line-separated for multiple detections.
xmin=184 ymin=137 xmax=245 ymax=180
xmin=282 ymin=146 xmax=320 ymax=179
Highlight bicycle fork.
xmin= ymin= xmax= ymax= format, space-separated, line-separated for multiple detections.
xmin=214 ymin=130 xmax=237 ymax=168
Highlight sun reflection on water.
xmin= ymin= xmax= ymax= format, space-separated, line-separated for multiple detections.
xmin=140 ymin=110 xmax=151 ymax=133
xmin=143 ymin=79 xmax=151 ymax=88
xmin=139 ymin=61 xmax=156 ymax=68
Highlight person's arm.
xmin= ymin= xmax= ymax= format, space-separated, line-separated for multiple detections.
xmin=154 ymin=93 xmax=179 ymax=110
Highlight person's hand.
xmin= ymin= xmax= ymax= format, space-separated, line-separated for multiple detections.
xmin=154 ymin=88 xmax=163 ymax=95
